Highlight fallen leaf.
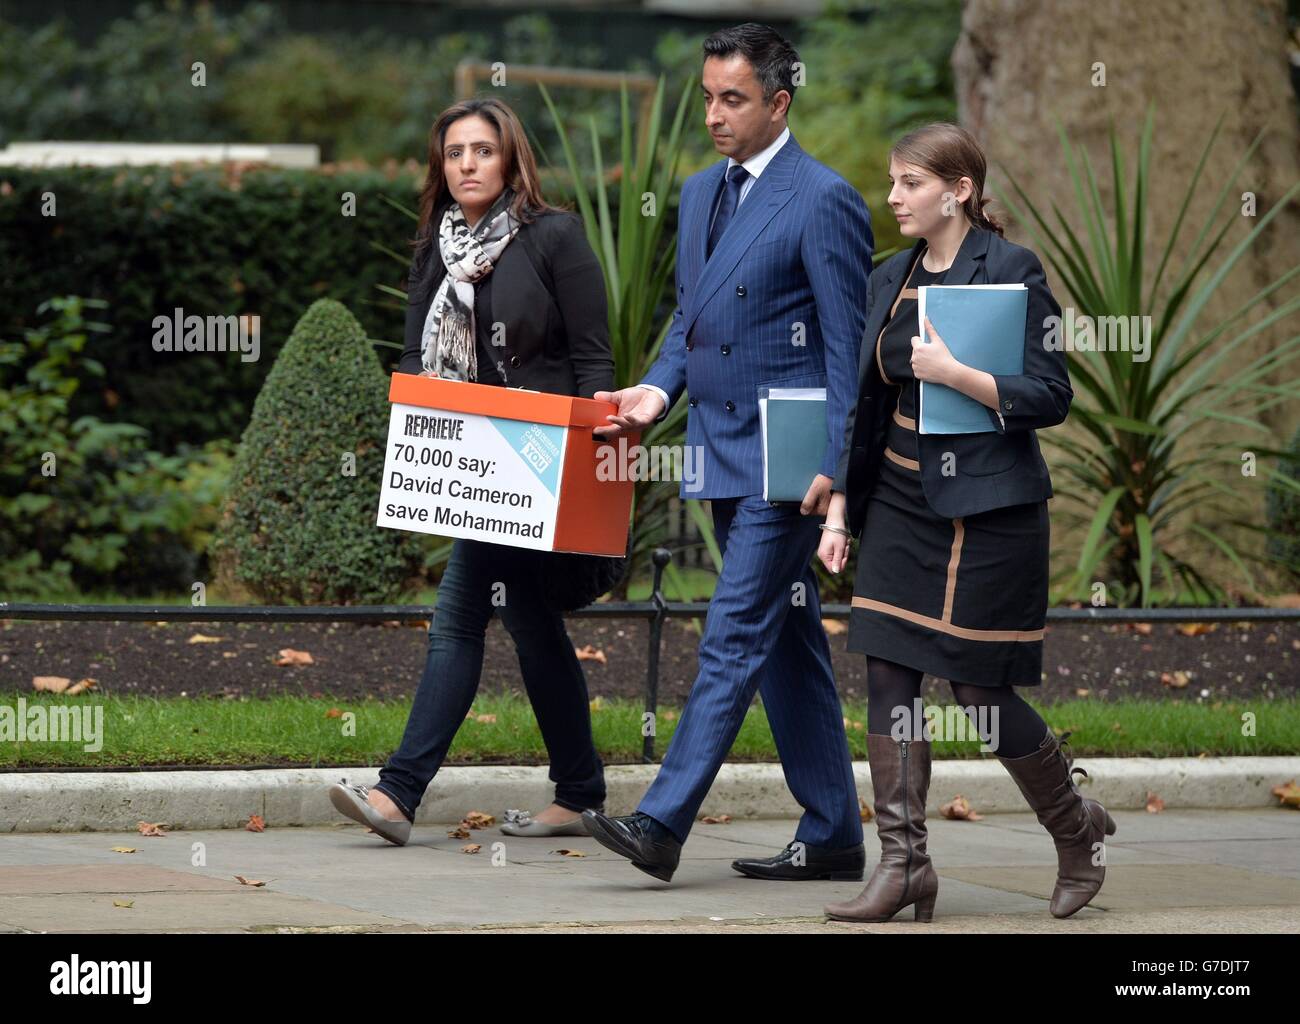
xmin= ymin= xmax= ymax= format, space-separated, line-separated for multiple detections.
xmin=245 ymin=814 xmax=266 ymax=832
xmin=65 ymin=677 xmax=97 ymax=696
xmin=1075 ymin=688 xmax=1091 ymax=698
xmin=187 ymin=633 xmax=224 ymax=644
xmin=447 ymin=826 xmax=471 ymax=839
xmin=473 ymin=713 xmax=496 ymax=724
xmin=858 ymin=799 xmax=875 ymax=823
xmin=1175 ymin=622 xmax=1218 ymax=637
xmin=274 ymin=648 xmax=314 ymax=666
xmin=700 ymin=814 xmax=732 ymax=824
xmin=113 ymin=899 xmax=134 ymax=909
xmin=462 ymin=811 xmax=495 ymax=829
xmin=1128 ymin=622 xmax=1153 ymax=636
xmin=32 ymin=675 xmax=71 ymax=693
xmin=137 ymin=821 xmax=167 ymax=837
xmin=325 ymin=708 xmax=343 ymax=719
xmin=461 ymin=844 xmax=482 ymax=854
xmin=939 ymin=795 xmax=983 ymax=821
xmin=552 ymin=848 xmax=586 ymax=857
xmin=1271 ymin=779 xmax=1300 ymax=808
xmin=589 ymin=696 xmax=605 ymax=712
xmin=1160 ymin=671 xmax=1191 ymax=689
xmin=574 ymin=644 xmax=607 ymax=664
xmin=821 ymin=618 xmax=848 ymax=636
xmin=1146 ymin=791 xmax=1165 ymax=813
xmin=110 ymin=846 xmax=136 ymax=854
xmin=663 ymin=710 xmax=677 ymax=721
xmin=234 ymin=875 xmax=266 ymax=887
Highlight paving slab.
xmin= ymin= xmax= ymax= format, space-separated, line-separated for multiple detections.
xmin=0 ymin=811 xmax=1294 ymax=933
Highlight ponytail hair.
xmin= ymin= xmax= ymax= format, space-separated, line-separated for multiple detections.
xmin=890 ymin=122 xmax=1004 ymax=237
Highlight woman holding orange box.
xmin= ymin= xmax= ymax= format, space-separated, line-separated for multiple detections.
xmin=328 ymin=97 xmax=614 ymax=843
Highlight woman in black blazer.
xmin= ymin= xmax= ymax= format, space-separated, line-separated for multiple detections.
xmin=329 ymin=97 xmax=614 ymax=844
xmin=817 ymin=123 xmax=1115 ymax=924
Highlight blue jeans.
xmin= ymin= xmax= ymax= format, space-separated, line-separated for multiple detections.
xmin=374 ymin=538 xmax=606 ymax=821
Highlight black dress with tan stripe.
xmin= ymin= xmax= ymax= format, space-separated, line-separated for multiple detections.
xmin=848 ymin=257 xmax=1049 ymax=686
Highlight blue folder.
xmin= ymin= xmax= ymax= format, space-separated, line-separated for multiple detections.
xmin=917 ymin=285 xmax=1027 ymax=434
xmin=760 ymin=387 xmax=826 ymax=501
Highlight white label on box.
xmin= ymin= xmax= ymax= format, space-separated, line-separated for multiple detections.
xmin=376 ymin=401 xmax=567 ymax=550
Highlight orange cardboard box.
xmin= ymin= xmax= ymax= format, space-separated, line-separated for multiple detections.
xmin=376 ymin=373 xmax=637 ymax=556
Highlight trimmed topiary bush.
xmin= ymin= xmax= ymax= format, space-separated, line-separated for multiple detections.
xmin=213 ymin=298 xmax=420 ymax=603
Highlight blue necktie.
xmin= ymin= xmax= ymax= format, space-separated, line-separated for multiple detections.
xmin=707 ymin=164 xmax=749 ymax=259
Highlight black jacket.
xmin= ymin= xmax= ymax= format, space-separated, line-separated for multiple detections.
xmin=833 ymin=226 xmax=1072 ymax=534
xmin=399 ymin=206 xmax=614 ymax=399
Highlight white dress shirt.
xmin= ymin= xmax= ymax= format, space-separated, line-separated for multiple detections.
xmin=637 ymin=126 xmax=792 ymax=418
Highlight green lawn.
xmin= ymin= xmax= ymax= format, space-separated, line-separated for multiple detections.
xmin=0 ymin=692 xmax=1293 ymax=769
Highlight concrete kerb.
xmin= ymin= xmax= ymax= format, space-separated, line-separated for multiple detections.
xmin=1 ymin=757 xmax=1296 ymax=833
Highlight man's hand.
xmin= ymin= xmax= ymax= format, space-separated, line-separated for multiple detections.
xmin=592 ymin=386 xmax=666 ymax=439
xmin=800 ymin=473 xmax=833 ymax=516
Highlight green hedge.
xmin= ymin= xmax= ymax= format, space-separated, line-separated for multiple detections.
xmin=0 ymin=164 xmax=421 ymax=451
xmin=1 ymin=295 xmax=236 ymax=598
xmin=0 ymin=161 xmax=671 ymax=457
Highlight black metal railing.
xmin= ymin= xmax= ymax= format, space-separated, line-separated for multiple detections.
xmin=4 ymin=546 xmax=1298 ymax=761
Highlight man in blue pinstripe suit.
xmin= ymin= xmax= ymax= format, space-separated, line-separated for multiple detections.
xmin=588 ymin=23 xmax=874 ymax=883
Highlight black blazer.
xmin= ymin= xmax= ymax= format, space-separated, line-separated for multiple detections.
xmin=399 ymin=206 xmax=614 ymax=399
xmin=833 ymin=226 xmax=1072 ymax=534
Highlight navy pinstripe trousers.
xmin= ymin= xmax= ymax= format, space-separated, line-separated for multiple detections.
xmin=637 ymin=495 xmax=863 ymax=847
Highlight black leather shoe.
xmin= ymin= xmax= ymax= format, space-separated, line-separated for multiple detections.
xmin=732 ymin=840 xmax=866 ymax=881
xmin=582 ymin=810 xmax=681 ymax=882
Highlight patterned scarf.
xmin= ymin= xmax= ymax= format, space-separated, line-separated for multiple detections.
xmin=420 ymin=185 xmax=521 ymax=381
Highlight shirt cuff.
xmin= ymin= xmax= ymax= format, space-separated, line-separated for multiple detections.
xmin=635 ymin=384 xmax=671 ymax=422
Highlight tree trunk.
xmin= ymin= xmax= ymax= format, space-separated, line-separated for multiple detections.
xmin=953 ymin=0 xmax=1300 ymax=598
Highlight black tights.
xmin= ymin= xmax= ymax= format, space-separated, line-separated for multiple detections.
xmin=864 ymin=656 xmax=1047 ymax=758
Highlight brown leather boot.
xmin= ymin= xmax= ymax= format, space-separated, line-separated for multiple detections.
xmin=824 ymin=733 xmax=938 ymax=923
xmin=997 ymin=727 xmax=1117 ymax=918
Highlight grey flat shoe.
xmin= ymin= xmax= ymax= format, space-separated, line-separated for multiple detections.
xmin=498 ymin=806 xmax=602 ymax=837
xmin=328 ymin=780 xmax=412 ymax=846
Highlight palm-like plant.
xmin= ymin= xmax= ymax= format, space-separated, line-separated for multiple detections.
xmin=995 ymin=106 xmax=1300 ymax=606
xmin=539 ymin=74 xmax=721 ymax=597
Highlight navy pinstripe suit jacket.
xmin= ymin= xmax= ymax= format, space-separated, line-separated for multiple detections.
xmin=641 ymin=131 xmax=874 ymax=499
